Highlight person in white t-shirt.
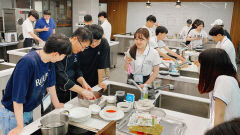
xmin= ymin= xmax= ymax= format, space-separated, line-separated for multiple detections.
xmin=198 ymin=48 xmax=240 ymax=127
xmin=142 ymin=15 xmax=158 ymax=38
xmin=179 ymin=19 xmax=192 ymax=41
xmin=209 ymin=25 xmax=237 ymax=70
xmin=186 ymin=19 xmax=208 ymax=48
xmin=22 ymin=10 xmax=44 ymax=47
xmin=98 ymin=11 xmax=112 ymax=43
xmin=149 ymin=26 xmax=185 ymax=61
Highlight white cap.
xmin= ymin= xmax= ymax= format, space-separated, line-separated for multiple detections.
xmin=211 ymin=19 xmax=223 ymax=26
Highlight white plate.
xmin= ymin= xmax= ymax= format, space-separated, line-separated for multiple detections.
xmin=169 ymin=72 xmax=180 ymax=77
xmin=99 ymin=109 xmax=124 ymax=121
xmin=69 ymin=107 xmax=91 ymax=122
xmin=159 ymin=70 xmax=169 ymax=75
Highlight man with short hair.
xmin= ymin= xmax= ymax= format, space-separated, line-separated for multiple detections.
xmin=0 ymin=34 xmax=71 ymax=135
xmin=78 ymin=24 xmax=110 ymax=89
xmin=83 ymin=14 xmax=93 ymax=26
xmin=149 ymin=26 xmax=185 ymax=61
xmin=22 ymin=10 xmax=44 ymax=47
xmin=98 ymin=11 xmax=112 ymax=43
xmin=55 ymin=27 xmax=96 ymax=103
xmin=35 ymin=10 xmax=56 ymax=41
xmin=209 ymin=25 xmax=237 ymax=70
xmin=211 ymin=19 xmax=232 ymax=41
xmin=142 ymin=15 xmax=158 ymax=38
xmin=179 ymin=19 xmax=192 ymax=41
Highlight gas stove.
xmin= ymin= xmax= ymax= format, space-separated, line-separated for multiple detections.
xmin=31 ymin=125 xmax=96 ymax=135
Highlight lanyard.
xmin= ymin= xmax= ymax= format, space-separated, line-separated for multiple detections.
xmin=38 ymin=50 xmax=49 ymax=98
xmin=134 ymin=46 xmax=150 ymax=73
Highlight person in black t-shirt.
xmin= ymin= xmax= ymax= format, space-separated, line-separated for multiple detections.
xmin=78 ymin=24 xmax=110 ymax=89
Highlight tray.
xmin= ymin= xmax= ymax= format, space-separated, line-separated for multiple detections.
xmin=117 ymin=110 xmax=186 ymax=135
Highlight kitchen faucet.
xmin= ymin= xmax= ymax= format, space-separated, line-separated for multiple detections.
xmin=127 ymin=79 xmax=143 ymax=92
xmin=158 ymin=84 xmax=174 ymax=91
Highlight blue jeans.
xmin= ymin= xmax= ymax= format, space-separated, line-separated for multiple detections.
xmin=0 ymin=107 xmax=33 ymax=135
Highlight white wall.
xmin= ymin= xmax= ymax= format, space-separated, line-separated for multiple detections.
xmin=126 ymin=2 xmax=234 ymax=35
xmin=72 ymin=0 xmax=99 ymax=32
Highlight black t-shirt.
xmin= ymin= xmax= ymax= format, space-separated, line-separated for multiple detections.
xmin=78 ymin=38 xmax=110 ymax=87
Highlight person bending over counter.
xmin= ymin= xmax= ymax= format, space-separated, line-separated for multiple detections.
xmin=209 ymin=26 xmax=237 ymax=70
xmin=55 ymin=27 xmax=95 ymax=103
xmin=78 ymin=24 xmax=110 ymax=90
xmin=0 ymin=34 xmax=71 ymax=135
xmin=149 ymin=26 xmax=185 ymax=62
xmin=124 ymin=28 xmax=160 ymax=88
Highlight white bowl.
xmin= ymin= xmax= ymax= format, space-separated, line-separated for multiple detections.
xmin=89 ymin=104 xmax=101 ymax=115
xmin=117 ymin=102 xmax=132 ymax=112
xmin=103 ymin=106 xmax=118 ymax=118
xmin=69 ymin=107 xmax=91 ymax=122
xmin=107 ymin=96 xmax=116 ymax=104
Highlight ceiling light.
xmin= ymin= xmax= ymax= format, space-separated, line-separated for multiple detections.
xmin=176 ymin=0 xmax=181 ymax=8
xmin=146 ymin=0 xmax=151 ymax=8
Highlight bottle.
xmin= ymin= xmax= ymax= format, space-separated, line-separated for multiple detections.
xmin=142 ymin=84 xmax=148 ymax=99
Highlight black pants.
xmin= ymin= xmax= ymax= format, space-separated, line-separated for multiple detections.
xmin=56 ymin=89 xmax=78 ymax=103
xmin=23 ymin=38 xmax=34 ymax=47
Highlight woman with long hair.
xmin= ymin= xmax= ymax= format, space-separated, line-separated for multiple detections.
xmin=186 ymin=19 xmax=208 ymax=47
xmin=198 ymin=48 xmax=240 ymax=126
xmin=124 ymin=28 xmax=160 ymax=88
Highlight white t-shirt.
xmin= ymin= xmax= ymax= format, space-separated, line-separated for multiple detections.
xmin=22 ymin=18 xmax=34 ymax=39
xmin=101 ymin=19 xmax=112 ymax=43
xmin=188 ymin=29 xmax=207 ymax=47
xmin=210 ymin=75 xmax=240 ymax=126
xmin=127 ymin=45 xmax=161 ymax=76
xmin=216 ymin=36 xmax=237 ymax=70
xmin=142 ymin=25 xmax=155 ymax=38
xmin=179 ymin=25 xmax=191 ymax=40
xmin=149 ymin=36 xmax=166 ymax=49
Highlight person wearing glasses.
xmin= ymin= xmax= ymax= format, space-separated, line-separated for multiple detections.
xmin=78 ymin=24 xmax=110 ymax=90
xmin=55 ymin=27 xmax=96 ymax=103
xmin=124 ymin=28 xmax=160 ymax=88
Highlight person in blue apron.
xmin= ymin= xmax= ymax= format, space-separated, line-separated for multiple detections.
xmin=0 ymin=34 xmax=72 ymax=135
xmin=124 ymin=28 xmax=160 ymax=88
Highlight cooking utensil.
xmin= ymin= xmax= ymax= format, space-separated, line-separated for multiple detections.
xmin=39 ymin=111 xmax=69 ymax=135
xmin=78 ymin=91 xmax=102 ymax=107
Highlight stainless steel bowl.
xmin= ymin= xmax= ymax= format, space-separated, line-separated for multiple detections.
xmin=78 ymin=91 xmax=102 ymax=107
xmin=40 ymin=111 xmax=69 ymax=135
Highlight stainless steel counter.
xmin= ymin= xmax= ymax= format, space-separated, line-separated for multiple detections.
xmin=21 ymin=80 xmax=210 ymax=135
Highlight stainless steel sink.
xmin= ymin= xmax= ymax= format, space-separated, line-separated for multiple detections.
xmin=155 ymin=94 xmax=209 ymax=118
xmin=18 ymin=48 xmax=31 ymax=53
xmin=102 ymin=83 xmax=142 ymax=101
xmin=179 ymin=70 xmax=199 ymax=78
xmin=160 ymin=78 xmax=208 ymax=99
xmin=0 ymin=64 xmax=15 ymax=71
xmin=160 ymin=67 xmax=199 ymax=78
xmin=7 ymin=47 xmax=32 ymax=64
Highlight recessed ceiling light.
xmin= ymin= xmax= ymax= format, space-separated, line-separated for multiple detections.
xmin=146 ymin=0 xmax=151 ymax=8
xmin=176 ymin=0 xmax=181 ymax=8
